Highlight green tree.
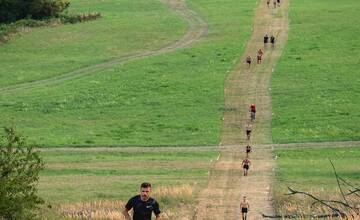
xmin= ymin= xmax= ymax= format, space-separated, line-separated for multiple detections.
xmin=0 ymin=126 xmax=45 ymax=220
xmin=0 ymin=0 xmax=70 ymax=23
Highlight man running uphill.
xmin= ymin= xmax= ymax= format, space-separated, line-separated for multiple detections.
xmin=123 ymin=182 xmax=161 ymax=220
xmin=240 ymin=196 xmax=250 ymax=220
xmin=242 ymin=157 xmax=251 ymax=176
xmin=249 ymin=103 xmax=256 ymax=121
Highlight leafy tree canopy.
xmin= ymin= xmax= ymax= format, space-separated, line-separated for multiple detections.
xmin=0 ymin=126 xmax=45 ymax=220
xmin=0 ymin=0 xmax=70 ymax=23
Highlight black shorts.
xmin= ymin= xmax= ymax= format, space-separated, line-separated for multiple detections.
xmin=243 ymin=164 xmax=249 ymax=170
xmin=242 ymin=208 xmax=248 ymax=213
xmin=246 ymin=149 xmax=251 ymax=153
xmin=246 ymin=60 xmax=251 ymax=64
xmin=246 ymin=130 xmax=251 ymax=135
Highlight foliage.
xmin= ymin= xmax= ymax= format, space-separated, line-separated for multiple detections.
xmin=0 ymin=12 xmax=101 ymax=44
xmin=271 ymin=0 xmax=360 ymax=143
xmin=0 ymin=126 xmax=45 ymax=219
xmin=0 ymin=0 xmax=70 ymax=23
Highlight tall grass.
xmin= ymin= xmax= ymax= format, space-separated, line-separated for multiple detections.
xmin=273 ymin=147 xmax=360 ymax=217
xmin=51 ymin=185 xmax=195 ymax=219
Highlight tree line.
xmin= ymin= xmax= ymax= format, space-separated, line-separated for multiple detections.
xmin=0 ymin=0 xmax=70 ymax=23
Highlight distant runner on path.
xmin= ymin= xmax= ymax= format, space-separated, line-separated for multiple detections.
xmin=245 ymin=55 xmax=252 ymax=68
xmin=242 ymin=158 xmax=251 ymax=176
xmin=264 ymin=34 xmax=269 ymax=45
xmin=277 ymin=0 xmax=281 ymax=6
xmin=245 ymin=123 xmax=252 ymax=140
xmin=249 ymin=103 xmax=256 ymax=121
xmin=257 ymin=49 xmax=264 ymax=64
xmin=123 ymin=182 xmax=161 ymax=220
xmin=240 ymin=196 xmax=250 ymax=220
xmin=245 ymin=145 xmax=252 ymax=157
xmin=273 ymin=0 xmax=277 ymax=8
xmin=266 ymin=0 xmax=270 ymax=8
xmin=270 ymin=35 xmax=276 ymax=47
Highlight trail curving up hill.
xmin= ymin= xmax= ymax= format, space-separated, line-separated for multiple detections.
xmin=0 ymin=0 xmax=207 ymax=93
xmin=193 ymin=1 xmax=289 ymax=219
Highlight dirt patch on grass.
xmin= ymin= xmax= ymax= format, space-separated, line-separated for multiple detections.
xmin=193 ymin=1 xmax=289 ymax=219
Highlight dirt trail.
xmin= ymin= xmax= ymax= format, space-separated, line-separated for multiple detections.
xmin=0 ymin=0 xmax=207 ymax=93
xmin=193 ymin=1 xmax=289 ymax=219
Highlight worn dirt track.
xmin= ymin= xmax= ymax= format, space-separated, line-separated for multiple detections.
xmin=193 ymin=1 xmax=289 ymax=219
xmin=0 ymin=0 xmax=207 ymax=93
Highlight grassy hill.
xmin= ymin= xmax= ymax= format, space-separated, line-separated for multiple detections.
xmin=0 ymin=0 xmax=187 ymax=87
xmin=0 ymin=0 xmax=256 ymax=147
xmin=271 ymin=0 xmax=360 ymax=143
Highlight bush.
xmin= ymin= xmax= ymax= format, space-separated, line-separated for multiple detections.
xmin=0 ymin=126 xmax=45 ymax=220
xmin=60 ymin=12 xmax=101 ymax=24
xmin=0 ymin=0 xmax=70 ymax=23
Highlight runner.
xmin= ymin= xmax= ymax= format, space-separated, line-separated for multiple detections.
xmin=266 ymin=0 xmax=270 ymax=8
xmin=245 ymin=55 xmax=252 ymax=68
xmin=257 ymin=49 xmax=264 ymax=64
xmin=242 ymin=158 xmax=251 ymax=176
xmin=245 ymin=145 xmax=252 ymax=157
xmin=270 ymin=35 xmax=275 ymax=47
xmin=240 ymin=196 xmax=250 ymax=220
xmin=277 ymin=0 xmax=281 ymax=6
xmin=273 ymin=0 xmax=277 ymax=8
xmin=123 ymin=182 xmax=161 ymax=220
xmin=245 ymin=123 xmax=252 ymax=140
xmin=249 ymin=103 xmax=256 ymax=121
xmin=263 ymin=34 xmax=269 ymax=45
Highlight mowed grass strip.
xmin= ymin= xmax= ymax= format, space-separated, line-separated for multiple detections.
xmin=0 ymin=0 xmax=187 ymax=86
xmin=273 ymin=147 xmax=360 ymax=215
xmin=0 ymin=0 xmax=256 ymax=146
xmin=271 ymin=0 xmax=360 ymax=143
xmin=38 ymin=148 xmax=218 ymax=204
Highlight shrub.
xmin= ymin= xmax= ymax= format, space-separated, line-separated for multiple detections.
xmin=0 ymin=0 xmax=70 ymax=23
xmin=0 ymin=126 xmax=45 ymax=219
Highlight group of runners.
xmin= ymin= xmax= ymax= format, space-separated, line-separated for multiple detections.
xmin=123 ymin=2 xmax=279 ymax=219
xmin=239 ymin=103 xmax=257 ymax=220
xmin=267 ymin=0 xmax=281 ymax=8
xmin=245 ymin=34 xmax=275 ymax=68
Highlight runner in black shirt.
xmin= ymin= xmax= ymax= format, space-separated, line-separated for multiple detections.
xmin=123 ymin=182 xmax=161 ymax=220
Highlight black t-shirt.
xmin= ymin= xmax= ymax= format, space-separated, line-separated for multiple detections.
xmin=125 ymin=195 xmax=161 ymax=220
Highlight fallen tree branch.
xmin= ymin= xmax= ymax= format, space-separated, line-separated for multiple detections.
xmin=347 ymin=189 xmax=360 ymax=197
xmin=262 ymin=213 xmax=341 ymax=219
xmin=286 ymin=187 xmax=344 ymax=215
xmin=311 ymin=199 xmax=356 ymax=210
xmin=330 ymin=159 xmax=350 ymax=206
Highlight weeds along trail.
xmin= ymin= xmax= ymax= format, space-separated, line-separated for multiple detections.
xmin=193 ymin=0 xmax=289 ymax=219
xmin=0 ymin=0 xmax=208 ymax=93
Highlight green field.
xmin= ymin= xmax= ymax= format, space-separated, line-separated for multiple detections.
xmin=0 ymin=0 xmax=256 ymax=147
xmin=0 ymin=0 xmax=187 ymax=86
xmin=271 ymin=0 xmax=360 ymax=143
xmin=37 ymin=147 xmax=217 ymax=218
xmin=273 ymin=146 xmax=360 ymax=215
